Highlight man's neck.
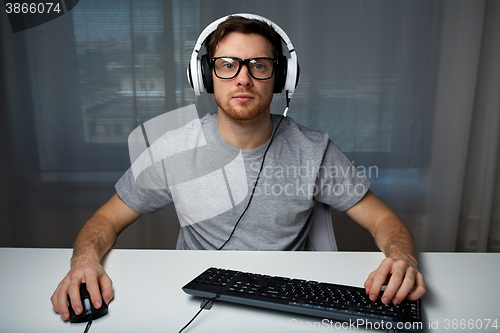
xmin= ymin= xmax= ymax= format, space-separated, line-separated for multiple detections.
xmin=216 ymin=109 xmax=273 ymax=151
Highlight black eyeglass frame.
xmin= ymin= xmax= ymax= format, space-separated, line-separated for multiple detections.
xmin=210 ymin=56 xmax=278 ymax=80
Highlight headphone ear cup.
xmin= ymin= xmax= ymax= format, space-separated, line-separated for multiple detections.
xmin=187 ymin=63 xmax=194 ymax=88
xmin=295 ymin=62 xmax=300 ymax=88
xmin=188 ymin=56 xmax=204 ymax=95
xmin=274 ymin=55 xmax=287 ymax=93
xmin=201 ymin=54 xmax=214 ymax=94
xmin=283 ymin=55 xmax=300 ymax=96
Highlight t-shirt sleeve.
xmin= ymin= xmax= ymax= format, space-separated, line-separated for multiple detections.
xmin=314 ymin=140 xmax=370 ymax=212
xmin=115 ymin=166 xmax=173 ymax=215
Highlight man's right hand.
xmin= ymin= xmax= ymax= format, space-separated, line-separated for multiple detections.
xmin=51 ymin=259 xmax=113 ymax=321
xmin=51 ymin=194 xmax=141 ymax=321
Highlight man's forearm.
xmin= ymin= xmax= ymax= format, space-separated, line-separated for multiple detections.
xmin=70 ymin=193 xmax=141 ymax=267
xmin=71 ymin=213 xmax=119 ymax=267
xmin=372 ymin=215 xmax=418 ymax=267
xmin=345 ymin=190 xmax=419 ymax=267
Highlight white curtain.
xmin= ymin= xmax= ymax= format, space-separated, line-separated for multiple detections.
xmin=456 ymin=0 xmax=500 ymax=252
xmin=0 ymin=0 xmax=498 ymax=253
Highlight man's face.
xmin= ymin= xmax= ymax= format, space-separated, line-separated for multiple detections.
xmin=212 ymin=32 xmax=276 ymax=122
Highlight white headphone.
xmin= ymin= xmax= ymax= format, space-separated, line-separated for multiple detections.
xmin=187 ymin=13 xmax=299 ymax=101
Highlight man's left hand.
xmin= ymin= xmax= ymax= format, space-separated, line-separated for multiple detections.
xmin=364 ymin=257 xmax=426 ymax=305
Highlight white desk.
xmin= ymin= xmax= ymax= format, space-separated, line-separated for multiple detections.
xmin=0 ymin=248 xmax=499 ymax=332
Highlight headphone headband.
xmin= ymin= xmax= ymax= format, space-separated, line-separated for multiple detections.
xmin=187 ymin=13 xmax=299 ymax=98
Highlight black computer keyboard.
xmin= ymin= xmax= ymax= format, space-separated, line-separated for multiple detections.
xmin=182 ymin=267 xmax=422 ymax=331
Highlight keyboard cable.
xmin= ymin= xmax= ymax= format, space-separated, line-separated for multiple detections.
xmin=178 ymin=296 xmax=219 ymax=333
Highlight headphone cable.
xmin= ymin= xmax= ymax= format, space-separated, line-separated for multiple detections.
xmin=218 ymin=112 xmax=286 ymax=250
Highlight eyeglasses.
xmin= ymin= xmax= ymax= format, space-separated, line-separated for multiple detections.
xmin=210 ymin=57 xmax=277 ymax=80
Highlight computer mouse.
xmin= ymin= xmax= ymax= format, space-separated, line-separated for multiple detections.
xmin=68 ymin=283 xmax=108 ymax=323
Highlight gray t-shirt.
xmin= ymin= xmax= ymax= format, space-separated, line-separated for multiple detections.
xmin=115 ymin=112 xmax=370 ymax=251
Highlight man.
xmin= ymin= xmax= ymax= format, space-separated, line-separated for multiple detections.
xmin=51 ymin=15 xmax=425 ymax=321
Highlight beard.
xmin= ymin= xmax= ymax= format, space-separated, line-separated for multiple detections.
xmin=214 ymin=88 xmax=273 ymax=122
